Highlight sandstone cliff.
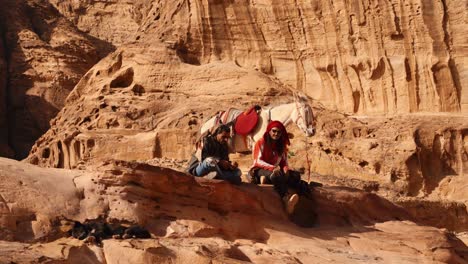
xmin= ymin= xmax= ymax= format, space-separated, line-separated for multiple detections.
xmin=0 ymin=0 xmax=467 ymax=262
xmin=50 ymin=0 xmax=468 ymax=114
xmin=0 ymin=0 xmax=110 ymax=159
xmin=20 ymin=0 xmax=467 ymax=234
xmin=1 ymin=158 xmax=467 ymax=263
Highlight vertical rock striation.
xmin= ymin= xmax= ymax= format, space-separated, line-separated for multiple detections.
xmin=140 ymin=0 xmax=467 ymax=114
xmin=0 ymin=25 xmax=13 ymax=158
xmin=0 ymin=0 xmax=100 ymax=159
xmin=49 ymin=0 xmax=152 ymax=54
xmin=44 ymin=0 xmax=468 ymax=115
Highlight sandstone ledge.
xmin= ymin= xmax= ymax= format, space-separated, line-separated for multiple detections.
xmin=1 ymin=158 xmax=467 ymax=263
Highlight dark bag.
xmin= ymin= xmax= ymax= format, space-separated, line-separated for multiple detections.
xmin=185 ymin=154 xmax=200 ymax=175
xmin=246 ymin=168 xmax=259 ymax=184
xmin=287 ymin=170 xmax=311 ymax=197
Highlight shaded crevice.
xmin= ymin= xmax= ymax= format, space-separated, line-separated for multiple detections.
xmin=0 ymin=17 xmax=15 ymax=158
xmin=439 ymin=0 xmax=462 ymax=110
xmin=447 ymin=58 xmax=462 ymax=110
xmin=389 ymin=2 xmax=403 ymax=38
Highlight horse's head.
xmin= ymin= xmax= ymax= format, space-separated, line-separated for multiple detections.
xmin=293 ymin=93 xmax=316 ymax=137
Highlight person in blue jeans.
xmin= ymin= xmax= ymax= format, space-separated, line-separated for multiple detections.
xmin=186 ymin=124 xmax=242 ymax=185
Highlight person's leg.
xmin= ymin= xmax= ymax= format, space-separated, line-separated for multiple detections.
xmin=270 ymin=170 xmax=298 ymax=214
xmin=256 ymin=169 xmax=273 ymax=184
xmin=268 ymin=170 xmax=288 ymax=197
xmin=217 ymin=168 xmax=242 ymax=185
xmin=287 ymin=170 xmax=311 ymax=197
xmin=194 ymin=158 xmax=217 ymax=176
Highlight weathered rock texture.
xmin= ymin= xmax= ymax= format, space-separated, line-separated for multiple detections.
xmin=20 ymin=0 xmax=467 ymax=235
xmin=1 ymin=157 xmax=467 ymax=263
xmin=49 ymin=0 xmax=151 ymax=54
xmin=0 ymin=25 xmax=12 ymax=158
xmin=26 ymin=46 xmax=294 ymax=169
xmin=0 ymin=0 xmax=104 ymax=159
xmin=296 ymin=111 xmax=468 ymax=198
xmin=48 ymin=0 xmax=468 ymax=114
xmin=284 ymin=109 xmax=468 ymax=231
xmin=1 ymin=0 xmax=467 ymax=262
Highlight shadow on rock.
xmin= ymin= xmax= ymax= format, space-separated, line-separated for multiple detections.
xmin=87 ymin=160 xmax=421 ymax=243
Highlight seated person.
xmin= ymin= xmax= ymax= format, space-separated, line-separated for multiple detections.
xmin=186 ymin=124 xmax=242 ymax=185
xmin=249 ymin=120 xmax=309 ymax=214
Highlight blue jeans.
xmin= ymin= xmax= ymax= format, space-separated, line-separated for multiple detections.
xmin=195 ymin=158 xmax=242 ymax=185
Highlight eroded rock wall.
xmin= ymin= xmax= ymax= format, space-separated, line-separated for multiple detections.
xmin=294 ymin=111 xmax=468 ymax=199
xmin=26 ymin=44 xmax=294 ymax=169
xmin=1 ymin=157 xmax=467 ymax=263
xmin=24 ymin=0 xmax=467 ymax=203
xmin=44 ymin=0 xmax=468 ymax=114
xmin=49 ymin=0 xmax=152 ymax=52
xmin=0 ymin=26 xmax=12 ymax=158
xmin=145 ymin=0 xmax=467 ymax=114
xmin=0 ymin=0 xmax=100 ymax=159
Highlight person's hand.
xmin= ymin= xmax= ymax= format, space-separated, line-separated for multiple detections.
xmin=218 ymin=160 xmax=232 ymax=170
xmin=273 ymin=166 xmax=281 ymax=174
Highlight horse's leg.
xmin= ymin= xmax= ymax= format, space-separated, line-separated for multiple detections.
xmin=231 ymin=134 xmax=250 ymax=153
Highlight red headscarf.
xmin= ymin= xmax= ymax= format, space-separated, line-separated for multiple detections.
xmin=263 ymin=120 xmax=290 ymax=151
xmin=263 ymin=120 xmax=290 ymax=147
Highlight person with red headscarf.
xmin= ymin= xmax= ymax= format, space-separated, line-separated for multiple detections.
xmin=250 ymin=120 xmax=299 ymax=214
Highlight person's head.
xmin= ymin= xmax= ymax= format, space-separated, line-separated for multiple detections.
xmin=212 ymin=124 xmax=231 ymax=145
xmin=264 ymin=121 xmax=290 ymax=147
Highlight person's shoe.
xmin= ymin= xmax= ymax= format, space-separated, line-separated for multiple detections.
xmin=260 ymin=176 xmax=268 ymax=184
xmin=284 ymin=193 xmax=299 ymax=214
xmin=309 ymin=181 xmax=323 ymax=188
xmin=204 ymin=171 xmax=218 ymax=179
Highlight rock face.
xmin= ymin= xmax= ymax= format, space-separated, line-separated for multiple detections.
xmin=26 ymin=45 xmax=294 ymax=169
xmin=20 ymin=0 xmax=467 ymax=234
xmin=1 ymin=157 xmax=467 ymax=263
xmin=298 ymin=112 xmax=468 ymax=198
xmin=48 ymin=0 xmax=468 ymax=114
xmin=1 ymin=0 xmax=467 ymax=261
xmin=49 ymin=0 xmax=151 ymax=54
xmin=0 ymin=25 xmax=12 ymax=158
xmin=0 ymin=0 xmax=103 ymax=159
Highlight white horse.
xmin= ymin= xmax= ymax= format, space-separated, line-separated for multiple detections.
xmin=200 ymin=95 xmax=315 ymax=153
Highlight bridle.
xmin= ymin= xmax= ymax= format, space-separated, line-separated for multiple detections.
xmin=294 ymin=100 xmax=314 ymax=183
xmin=293 ymin=101 xmax=312 ymax=132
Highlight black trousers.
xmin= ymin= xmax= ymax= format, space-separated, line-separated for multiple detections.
xmin=251 ymin=168 xmax=305 ymax=197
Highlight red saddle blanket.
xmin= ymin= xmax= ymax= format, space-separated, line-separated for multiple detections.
xmin=234 ymin=107 xmax=259 ymax=135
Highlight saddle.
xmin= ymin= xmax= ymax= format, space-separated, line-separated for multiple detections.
xmin=234 ymin=106 xmax=259 ymax=135
xmin=216 ymin=105 xmax=259 ymax=135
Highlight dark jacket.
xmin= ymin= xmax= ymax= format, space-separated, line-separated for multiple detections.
xmin=186 ymin=135 xmax=229 ymax=175
xmin=200 ymin=135 xmax=229 ymax=161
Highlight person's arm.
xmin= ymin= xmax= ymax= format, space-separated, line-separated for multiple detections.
xmin=200 ymin=137 xmax=209 ymax=161
xmin=279 ymin=151 xmax=289 ymax=173
xmin=252 ymin=139 xmax=276 ymax=171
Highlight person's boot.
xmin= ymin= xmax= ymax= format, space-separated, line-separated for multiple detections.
xmin=260 ymin=176 xmax=268 ymax=184
xmin=283 ymin=193 xmax=299 ymax=214
xmin=204 ymin=171 xmax=219 ymax=179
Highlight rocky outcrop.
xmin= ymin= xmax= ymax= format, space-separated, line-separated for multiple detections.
xmin=1 ymin=157 xmax=467 ymax=263
xmin=296 ymin=111 xmax=468 ymax=198
xmin=0 ymin=25 xmax=12 ymax=158
xmin=53 ymin=0 xmax=468 ymax=114
xmin=25 ymin=44 xmax=296 ymax=169
xmin=0 ymin=0 xmax=102 ymax=159
xmin=1 ymin=0 xmax=462 ymax=254
xmin=46 ymin=0 xmax=468 ymax=114
xmin=49 ymin=0 xmax=151 ymax=53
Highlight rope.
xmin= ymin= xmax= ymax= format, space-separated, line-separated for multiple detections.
xmin=304 ymin=137 xmax=311 ymax=183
